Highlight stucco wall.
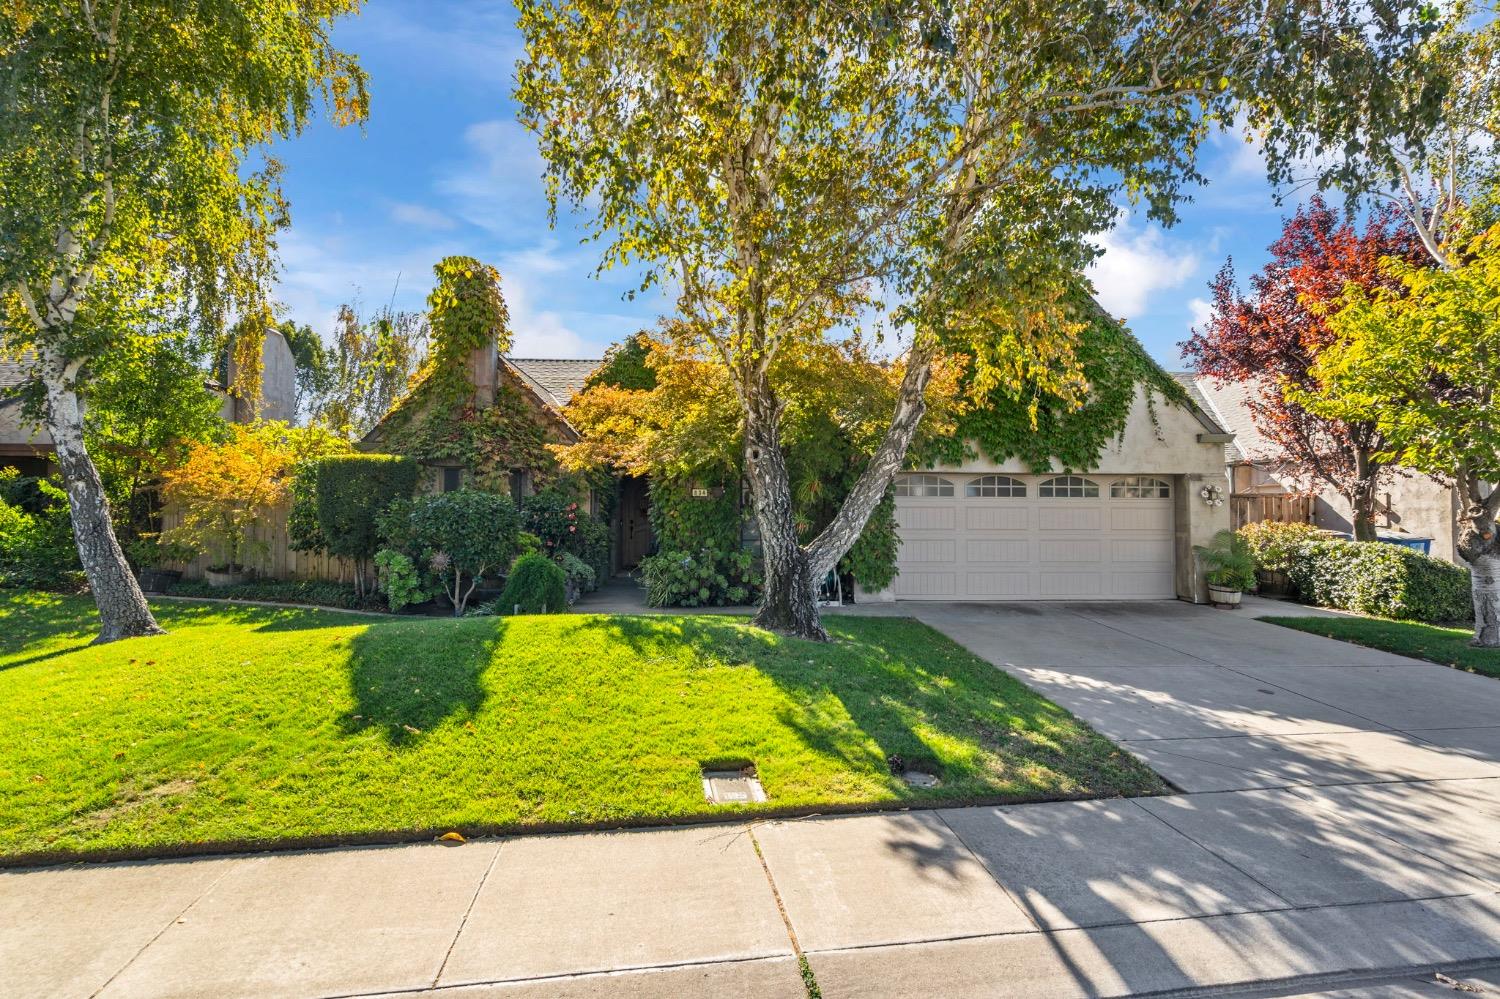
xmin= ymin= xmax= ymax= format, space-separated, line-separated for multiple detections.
xmin=221 ymin=329 xmax=298 ymax=424
xmin=1309 ymin=472 xmax=1459 ymax=562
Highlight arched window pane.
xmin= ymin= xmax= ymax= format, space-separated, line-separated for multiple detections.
xmin=893 ymin=474 xmax=955 ymax=498
xmin=965 ymin=475 xmax=1027 ymax=498
xmin=1110 ymin=476 xmax=1172 ymax=499
xmin=1039 ymin=475 xmax=1100 ymax=498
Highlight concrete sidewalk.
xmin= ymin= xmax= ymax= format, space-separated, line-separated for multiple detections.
xmin=4 ymin=791 xmax=1498 ymax=999
xmin=5 ymin=601 xmax=1498 ymax=998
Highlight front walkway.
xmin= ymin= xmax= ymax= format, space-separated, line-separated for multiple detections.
xmin=5 ymin=602 xmax=1499 ymax=998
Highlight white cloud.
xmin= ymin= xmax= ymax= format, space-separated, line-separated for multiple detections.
xmin=1188 ymin=296 xmax=1215 ymax=332
xmin=1086 ymin=220 xmax=1199 ymax=318
xmin=436 ymin=119 xmax=551 ymax=236
xmin=387 ymin=201 xmax=456 ymax=231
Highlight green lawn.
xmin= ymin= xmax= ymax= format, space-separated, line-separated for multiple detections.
xmin=0 ymin=593 xmax=1162 ymax=863
xmin=1264 ymin=616 xmax=1499 ymax=678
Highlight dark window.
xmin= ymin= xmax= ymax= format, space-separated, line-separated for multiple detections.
xmin=509 ymin=469 xmax=527 ymax=506
xmin=441 ymin=467 xmax=463 ymax=493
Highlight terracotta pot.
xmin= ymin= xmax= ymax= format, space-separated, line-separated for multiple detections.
xmin=204 ymin=566 xmax=252 ymax=588
xmin=1207 ymin=584 xmax=1243 ymax=608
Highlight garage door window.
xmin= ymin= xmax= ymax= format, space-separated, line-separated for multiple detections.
xmin=894 ymin=474 xmax=954 ymax=497
xmin=1039 ymin=475 xmax=1099 ymax=498
xmin=1110 ymin=476 xmax=1171 ymax=499
xmin=965 ymin=475 xmax=1026 ymax=498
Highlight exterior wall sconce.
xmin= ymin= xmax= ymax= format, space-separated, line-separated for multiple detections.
xmin=1200 ymin=483 xmax=1225 ymax=507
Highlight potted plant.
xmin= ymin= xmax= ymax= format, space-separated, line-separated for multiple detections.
xmin=1196 ymin=529 xmax=1257 ymax=608
xmin=160 ymin=424 xmax=343 ymax=589
xmin=127 ymin=535 xmax=196 ymax=593
xmin=1238 ymin=521 xmax=1317 ymax=597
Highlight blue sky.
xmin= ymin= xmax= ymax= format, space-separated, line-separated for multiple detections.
xmin=272 ymin=1 xmax=1307 ymax=368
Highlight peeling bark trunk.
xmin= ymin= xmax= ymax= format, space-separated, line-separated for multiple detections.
xmin=1458 ymin=512 xmax=1500 ymax=648
xmin=805 ymin=337 xmax=936 ymax=579
xmin=40 ymin=349 xmax=164 ymax=643
xmin=744 ymin=389 xmax=828 ymax=641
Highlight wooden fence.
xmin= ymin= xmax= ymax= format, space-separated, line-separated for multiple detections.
xmin=159 ymin=500 xmax=359 ymax=585
xmin=1230 ymin=493 xmax=1313 ymax=531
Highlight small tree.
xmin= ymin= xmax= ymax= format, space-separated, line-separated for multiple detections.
xmin=1296 ymin=224 xmax=1500 ymax=646
xmin=405 ymin=489 xmax=523 ymax=616
xmin=161 ymin=423 xmax=349 ymax=573
xmin=313 ymin=454 xmax=418 ymax=597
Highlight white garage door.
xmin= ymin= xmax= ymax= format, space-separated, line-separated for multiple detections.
xmin=891 ymin=473 xmax=1176 ymax=600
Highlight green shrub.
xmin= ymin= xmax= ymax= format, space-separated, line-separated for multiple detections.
xmin=164 ymin=578 xmax=380 ymax=611
xmin=0 ymin=473 xmax=81 ymax=590
xmin=1287 ymin=537 xmax=1472 ymax=622
xmin=840 ymin=490 xmax=900 ymax=591
xmin=1196 ymin=529 xmax=1258 ymax=591
xmin=374 ymin=548 xmax=430 ymax=612
xmin=554 ymin=551 xmax=596 ymax=599
xmin=401 ymin=489 xmax=523 ymax=615
xmin=640 ymin=547 xmax=760 ymax=607
xmin=496 ymin=552 xmax=568 ymax=614
xmin=313 ymin=454 xmax=418 ymax=594
xmin=1239 ymin=520 xmax=1319 ymax=574
xmin=522 ymin=484 xmax=609 ymax=590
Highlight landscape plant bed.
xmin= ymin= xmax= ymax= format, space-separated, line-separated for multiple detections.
xmin=0 ymin=592 xmax=1163 ymax=864
xmin=1263 ymin=615 xmax=1498 ymax=678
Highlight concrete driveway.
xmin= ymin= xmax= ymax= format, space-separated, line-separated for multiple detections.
xmin=897 ymin=600 xmax=1500 ymax=793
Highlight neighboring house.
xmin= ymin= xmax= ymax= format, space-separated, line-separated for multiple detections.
xmin=864 ymin=380 xmax=1235 ymax=605
xmin=1190 ymin=375 xmax=1465 ymax=562
xmin=213 ymin=328 xmax=299 ymax=425
xmin=0 ymin=356 xmax=54 ymax=478
xmin=1 ymin=331 xmax=299 ymax=478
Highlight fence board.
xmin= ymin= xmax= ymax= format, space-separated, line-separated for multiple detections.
xmin=1231 ymin=493 xmax=1312 ymax=531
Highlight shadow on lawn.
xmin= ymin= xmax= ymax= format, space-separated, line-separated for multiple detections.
xmin=339 ymin=616 xmax=505 ymax=747
xmin=578 ymin=611 xmax=1121 ymax=797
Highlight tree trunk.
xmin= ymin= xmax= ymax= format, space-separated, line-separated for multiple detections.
xmin=744 ymin=389 xmax=829 ymax=641
xmin=40 ymin=352 xmax=164 ymax=643
xmin=1457 ymin=511 xmax=1500 ymax=648
xmin=1348 ymin=450 xmax=1380 ymax=542
xmin=805 ymin=337 xmax=936 ymax=579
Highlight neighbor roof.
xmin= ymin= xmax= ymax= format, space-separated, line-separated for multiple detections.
xmin=1185 ymin=375 xmax=1276 ymax=464
xmin=506 ymin=358 xmax=600 ymax=410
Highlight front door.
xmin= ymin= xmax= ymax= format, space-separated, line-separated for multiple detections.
xmin=619 ymin=476 xmax=654 ymax=569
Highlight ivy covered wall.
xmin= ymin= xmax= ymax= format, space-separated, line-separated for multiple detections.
xmin=917 ymin=294 xmax=1189 ymax=473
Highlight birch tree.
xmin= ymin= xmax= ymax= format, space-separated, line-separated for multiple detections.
xmin=1252 ymin=2 xmax=1497 ymax=269
xmin=517 ymin=0 xmax=1361 ymax=638
xmin=0 ymin=1 xmax=366 ymax=641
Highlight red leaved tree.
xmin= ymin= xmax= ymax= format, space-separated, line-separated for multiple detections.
xmin=1184 ymin=197 xmax=1428 ymax=540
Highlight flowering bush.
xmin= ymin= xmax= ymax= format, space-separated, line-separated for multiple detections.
xmin=522 ymin=484 xmax=609 ymax=590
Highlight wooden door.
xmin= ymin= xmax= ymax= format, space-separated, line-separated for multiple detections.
xmin=620 ymin=477 xmax=654 ymax=568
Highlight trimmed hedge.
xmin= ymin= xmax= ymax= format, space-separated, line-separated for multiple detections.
xmin=1286 ymin=537 xmax=1472 ymax=623
xmin=165 ymin=578 xmax=383 ymax=611
xmin=314 ymin=454 xmax=418 ymax=565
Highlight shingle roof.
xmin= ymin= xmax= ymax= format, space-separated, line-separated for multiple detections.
xmin=506 ymin=358 xmax=601 ymax=410
xmin=1182 ymin=374 xmax=1278 ymax=464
